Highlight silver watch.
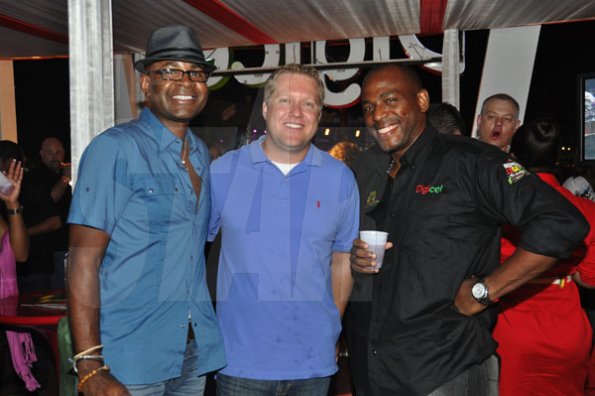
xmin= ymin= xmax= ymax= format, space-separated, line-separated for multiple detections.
xmin=471 ymin=278 xmax=492 ymax=306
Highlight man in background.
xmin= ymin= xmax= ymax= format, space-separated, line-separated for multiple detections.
xmin=476 ymin=93 xmax=521 ymax=151
xmin=28 ymin=136 xmax=71 ymax=289
xmin=428 ymin=102 xmax=466 ymax=136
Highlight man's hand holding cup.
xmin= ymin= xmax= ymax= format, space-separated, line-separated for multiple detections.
xmin=350 ymin=231 xmax=392 ymax=274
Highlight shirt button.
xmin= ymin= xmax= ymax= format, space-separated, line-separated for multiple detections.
xmin=174 ymin=187 xmax=179 ymax=192
xmin=372 ymin=349 xmax=377 ymax=355
xmin=389 ymin=212 xmax=396 ymax=217
xmin=148 ymin=188 xmax=154 ymax=194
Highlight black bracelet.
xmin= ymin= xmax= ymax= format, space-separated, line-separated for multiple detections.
xmin=6 ymin=205 xmax=23 ymax=215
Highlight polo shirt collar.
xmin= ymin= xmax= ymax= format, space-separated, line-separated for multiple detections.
xmin=249 ymin=135 xmax=322 ymax=167
xmin=139 ymin=108 xmax=198 ymax=152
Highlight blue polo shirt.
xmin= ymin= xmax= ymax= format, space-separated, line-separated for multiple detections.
xmin=209 ymin=137 xmax=359 ymax=380
xmin=68 ymin=109 xmax=225 ymax=384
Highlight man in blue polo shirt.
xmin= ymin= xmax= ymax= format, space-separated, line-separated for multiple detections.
xmin=67 ymin=26 xmax=225 ymax=395
xmin=209 ymin=64 xmax=359 ymax=395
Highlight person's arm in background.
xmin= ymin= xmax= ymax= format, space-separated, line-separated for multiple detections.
xmin=0 ymin=160 xmax=29 ymax=261
xmin=50 ymin=163 xmax=71 ymax=203
xmin=27 ymin=215 xmax=61 ymax=236
xmin=67 ymin=224 xmax=130 ymax=396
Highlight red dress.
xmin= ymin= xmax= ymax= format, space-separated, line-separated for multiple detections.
xmin=493 ymin=173 xmax=595 ymax=396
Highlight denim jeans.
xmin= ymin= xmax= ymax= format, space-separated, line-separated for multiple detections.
xmin=126 ymin=341 xmax=206 ymax=396
xmin=216 ymin=373 xmax=331 ymax=396
xmin=426 ymin=355 xmax=499 ymax=396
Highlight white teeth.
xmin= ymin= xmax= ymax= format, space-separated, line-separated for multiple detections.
xmin=378 ymin=125 xmax=396 ymax=134
xmin=285 ymin=123 xmax=302 ymax=129
xmin=172 ymin=95 xmax=193 ymax=100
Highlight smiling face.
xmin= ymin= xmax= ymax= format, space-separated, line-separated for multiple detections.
xmin=262 ymin=72 xmax=321 ymax=163
xmin=361 ymin=66 xmax=429 ymax=158
xmin=140 ymin=60 xmax=208 ymax=137
xmin=477 ymin=98 xmax=521 ymax=151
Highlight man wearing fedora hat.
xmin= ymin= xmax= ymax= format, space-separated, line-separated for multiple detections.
xmin=67 ymin=25 xmax=225 ymax=395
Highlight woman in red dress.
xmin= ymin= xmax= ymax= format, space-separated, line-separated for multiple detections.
xmin=494 ymin=117 xmax=595 ymax=396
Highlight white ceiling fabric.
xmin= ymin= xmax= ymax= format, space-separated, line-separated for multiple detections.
xmin=0 ymin=0 xmax=593 ymax=59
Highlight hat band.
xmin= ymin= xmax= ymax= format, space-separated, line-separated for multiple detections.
xmin=147 ymin=47 xmax=205 ymax=58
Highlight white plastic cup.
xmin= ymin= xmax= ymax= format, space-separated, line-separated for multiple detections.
xmin=359 ymin=230 xmax=389 ymax=270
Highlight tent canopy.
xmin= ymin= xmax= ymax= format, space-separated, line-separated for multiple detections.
xmin=1 ymin=0 xmax=594 ymax=59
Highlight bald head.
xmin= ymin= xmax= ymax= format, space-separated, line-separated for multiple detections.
xmin=363 ymin=64 xmax=423 ymax=92
xmin=40 ymin=137 xmax=65 ymax=172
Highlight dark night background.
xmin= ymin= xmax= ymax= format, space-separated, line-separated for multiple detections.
xmin=13 ymin=19 xmax=595 ymax=168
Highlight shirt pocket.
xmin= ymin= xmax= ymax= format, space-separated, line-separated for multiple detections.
xmin=133 ymin=176 xmax=178 ymax=230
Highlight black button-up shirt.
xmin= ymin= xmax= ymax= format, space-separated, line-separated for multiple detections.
xmin=346 ymin=126 xmax=588 ymax=395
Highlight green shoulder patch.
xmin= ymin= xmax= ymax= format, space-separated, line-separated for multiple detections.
xmin=503 ymin=160 xmax=528 ymax=185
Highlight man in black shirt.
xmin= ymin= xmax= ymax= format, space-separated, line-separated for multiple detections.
xmin=347 ymin=65 xmax=589 ymax=395
xmin=27 ymin=137 xmax=71 ymax=289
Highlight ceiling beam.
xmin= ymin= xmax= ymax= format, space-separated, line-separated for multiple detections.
xmin=183 ymin=0 xmax=276 ymax=44
xmin=0 ymin=13 xmax=67 ymax=44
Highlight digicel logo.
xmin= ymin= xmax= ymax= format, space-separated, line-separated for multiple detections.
xmin=415 ymin=184 xmax=444 ymax=195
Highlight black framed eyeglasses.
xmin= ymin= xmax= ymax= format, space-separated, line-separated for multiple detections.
xmin=148 ymin=68 xmax=210 ymax=82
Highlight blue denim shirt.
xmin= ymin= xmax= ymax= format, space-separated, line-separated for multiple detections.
xmin=68 ymin=109 xmax=225 ymax=384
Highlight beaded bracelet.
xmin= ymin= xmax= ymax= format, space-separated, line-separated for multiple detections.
xmin=77 ymin=365 xmax=110 ymax=392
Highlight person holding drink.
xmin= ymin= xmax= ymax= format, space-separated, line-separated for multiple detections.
xmin=345 ymin=64 xmax=589 ymax=396
xmin=0 ymin=151 xmax=36 ymax=392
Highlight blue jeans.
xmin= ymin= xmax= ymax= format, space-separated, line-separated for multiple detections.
xmin=216 ymin=373 xmax=330 ymax=396
xmin=426 ymin=355 xmax=499 ymax=396
xmin=126 ymin=341 xmax=206 ymax=396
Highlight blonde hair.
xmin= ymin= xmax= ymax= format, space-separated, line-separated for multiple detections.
xmin=263 ymin=64 xmax=325 ymax=107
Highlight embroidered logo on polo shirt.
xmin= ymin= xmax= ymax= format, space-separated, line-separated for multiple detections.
xmin=366 ymin=190 xmax=379 ymax=208
xmin=415 ymin=184 xmax=444 ymax=195
xmin=503 ymin=160 xmax=528 ymax=185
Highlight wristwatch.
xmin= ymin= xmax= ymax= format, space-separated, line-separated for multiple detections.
xmin=471 ymin=278 xmax=492 ymax=306
xmin=6 ymin=205 xmax=23 ymax=216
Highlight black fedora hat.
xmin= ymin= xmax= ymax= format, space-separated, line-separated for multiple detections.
xmin=134 ymin=25 xmax=216 ymax=74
